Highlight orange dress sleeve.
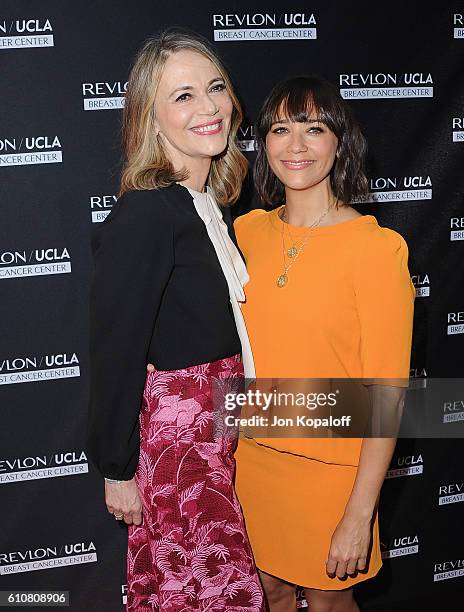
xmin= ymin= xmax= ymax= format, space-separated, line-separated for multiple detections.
xmin=354 ymin=228 xmax=415 ymax=386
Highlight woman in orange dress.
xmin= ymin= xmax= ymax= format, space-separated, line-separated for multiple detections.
xmin=233 ymin=76 xmax=415 ymax=611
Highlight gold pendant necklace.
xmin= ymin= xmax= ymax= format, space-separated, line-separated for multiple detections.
xmin=276 ymin=199 xmax=337 ymax=288
xmin=276 ymin=236 xmax=311 ymax=287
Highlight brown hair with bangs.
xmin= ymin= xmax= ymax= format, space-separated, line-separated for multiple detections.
xmin=253 ymin=75 xmax=368 ymax=206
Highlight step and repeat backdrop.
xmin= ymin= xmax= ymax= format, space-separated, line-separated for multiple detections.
xmin=1 ymin=1 xmax=463 ymax=610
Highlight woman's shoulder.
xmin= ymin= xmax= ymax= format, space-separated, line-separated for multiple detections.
xmin=233 ymin=207 xmax=268 ymax=231
xmin=359 ymin=216 xmax=409 ymax=253
xmin=115 ymin=185 xmax=180 ymax=212
xmin=100 ymin=186 xmax=181 ymax=227
xmin=91 ymin=187 xmax=178 ymax=250
xmin=233 ymin=208 xmax=270 ymax=249
xmin=352 ymin=216 xmax=410 ymax=277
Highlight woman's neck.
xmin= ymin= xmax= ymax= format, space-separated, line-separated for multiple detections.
xmin=283 ymin=180 xmax=337 ymax=227
xmin=177 ymin=156 xmax=212 ymax=193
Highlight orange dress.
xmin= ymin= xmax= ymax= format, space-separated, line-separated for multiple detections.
xmin=233 ymin=208 xmax=415 ymax=589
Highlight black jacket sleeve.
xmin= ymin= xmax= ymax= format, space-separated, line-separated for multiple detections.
xmin=86 ymin=189 xmax=174 ymax=480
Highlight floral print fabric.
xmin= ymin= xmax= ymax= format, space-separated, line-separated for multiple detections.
xmin=126 ymin=354 xmax=264 ymax=611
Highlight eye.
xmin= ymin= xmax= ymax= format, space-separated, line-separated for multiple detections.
xmin=271 ymin=126 xmax=288 ymax=134
xmin=210 ymin=82 xmax=226 ymax=93
xmin=175 ymin=92 xmax=192 ymax=102
xmin=308 ymin=126 xmax=324 ymax=134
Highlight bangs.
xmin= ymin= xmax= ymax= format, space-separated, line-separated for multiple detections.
xmin=272 ymin=92 xmax=322 ymax=125
xmin=262 ymin=76 xmax=343 ymax=135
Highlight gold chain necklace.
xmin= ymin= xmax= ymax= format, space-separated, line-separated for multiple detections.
xmin=276 ymin=199 xmax=336 ymax=288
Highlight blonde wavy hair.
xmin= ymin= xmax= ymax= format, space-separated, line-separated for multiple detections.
xmin=120 ymin=29 xmax=248 ymax=205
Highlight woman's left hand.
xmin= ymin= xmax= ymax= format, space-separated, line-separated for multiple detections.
xmin=325 ymin=512 xmax=372 ymax=578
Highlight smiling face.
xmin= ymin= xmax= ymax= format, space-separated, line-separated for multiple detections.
xmin=265 ymin=107 xmax=338 ymax=193
xmin=153 ymin=49 xmax=233 ymax=172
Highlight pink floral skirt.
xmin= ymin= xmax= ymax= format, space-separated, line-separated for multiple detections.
xmin=126 ymin=354 xmax=264 ymax=611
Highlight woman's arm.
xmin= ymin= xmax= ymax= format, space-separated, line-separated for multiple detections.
xmin=326 ymin=227 xmax=415 ymax=578
xmin=346 ymin=438 xmax=396 ymax=518
xmin=326 ymin=437 xmax=396 ymax=578
xmin=86 ymin=189 xmax=174 ymax=482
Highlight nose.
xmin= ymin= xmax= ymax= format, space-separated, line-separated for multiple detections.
xmin=199 ymin=92 xmax=219 ymax=116
xmin=287 ymin=130 xmax=308 ymax=154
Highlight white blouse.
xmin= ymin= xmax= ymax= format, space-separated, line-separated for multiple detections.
xmin=186 ymin=185 xmax=256 ymax=379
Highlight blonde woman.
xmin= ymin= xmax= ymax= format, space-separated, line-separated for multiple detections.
xmin=86 ymin=30 xmax=264 ymax=611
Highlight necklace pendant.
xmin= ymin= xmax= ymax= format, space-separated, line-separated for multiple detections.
xmin=287 ymin=246 xmax=298 ymax=258
xmin=277 ymin=273 xmax=288 ymax=288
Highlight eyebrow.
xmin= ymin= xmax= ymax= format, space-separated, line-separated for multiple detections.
xmin=169 ymin=77 xmax=225 ymax=98
xmin=270 ymin=118 xmax=321 ymax=127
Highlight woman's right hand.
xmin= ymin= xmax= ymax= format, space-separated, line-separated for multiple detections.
xmin=105 ymin=478 xmax=143 ymax=525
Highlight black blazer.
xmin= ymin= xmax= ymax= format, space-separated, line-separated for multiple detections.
xmin=86 ymin=184 xmax=241 ymax=480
